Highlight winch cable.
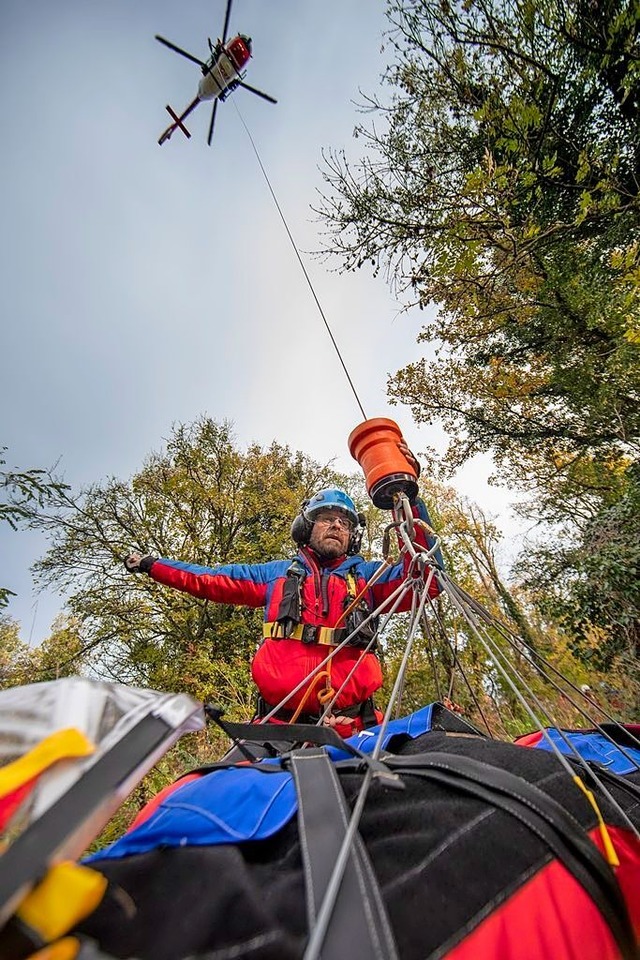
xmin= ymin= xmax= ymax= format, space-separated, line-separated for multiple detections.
xmin=444 ymin=574 xmax=640 ymax=764
xmin=304 ymin=529 xmax=455 ymax=960
xmin=313 ymin=535 xmax=438 ymax=724
xmin=386 ymin=550 xmax=640 ymax=851
xmin=231 ymin=101 xmax=367 ymax=421
xmin=471 ymin=608 xmax=640 ymax=769
xmin=316 ymin=579 xmax=418 ymax=725
xmin=420 ymin=605 xmax=444 ymax=705
xmin=304 ymin=569 xmax=434 ymax=960
xmin=375 ymin=567 xmax=433 ymax=729
xmin=373 ymin=569 xmax=436 ymax=759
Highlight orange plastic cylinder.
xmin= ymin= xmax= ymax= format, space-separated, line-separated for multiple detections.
xmin=348 ymin=418 xmax=419 ymax=508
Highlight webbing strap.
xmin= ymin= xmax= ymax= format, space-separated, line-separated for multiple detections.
xmin=263 ymin=622 xmax=344 ymax=646
xmin=213 ymin=717 xmax=401 ymax=786
xmin=381 ymin=752 xmax=638 ymax=960
xmin=290 ymin=749 xmax=398 ymax=960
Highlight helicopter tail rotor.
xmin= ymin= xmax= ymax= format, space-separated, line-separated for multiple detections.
xmin=158 ymin=98 xmax=200 ymax=145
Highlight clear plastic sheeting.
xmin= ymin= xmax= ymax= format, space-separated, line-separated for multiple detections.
xmin=0 ymin=677 xmax=204 ymax=823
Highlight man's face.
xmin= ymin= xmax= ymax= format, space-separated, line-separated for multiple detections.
xmin=307 ymin=508 xmax=352 ymax=559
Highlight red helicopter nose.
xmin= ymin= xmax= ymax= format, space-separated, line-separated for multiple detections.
xmin=227 ymin=34 xmax=252 ymax=70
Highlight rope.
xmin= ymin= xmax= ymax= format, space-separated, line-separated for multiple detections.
xmin=290 ymin=669 xmax=332 ymax=723
xmin=231 ymin=101 xmax=367 ymax=421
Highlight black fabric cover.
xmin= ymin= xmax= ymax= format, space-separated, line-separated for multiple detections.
xmin=76 ymin=730 xmax=640 ymax=960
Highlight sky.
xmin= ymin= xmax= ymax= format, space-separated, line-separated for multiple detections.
xmin=1 ymin=0 xmax=524 ymax=644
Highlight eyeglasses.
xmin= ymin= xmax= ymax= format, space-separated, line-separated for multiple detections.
xmin=312 ymin=513 xmax=353 ymax=531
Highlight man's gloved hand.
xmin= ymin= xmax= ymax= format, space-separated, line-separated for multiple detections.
xmin=124 ymin=552 xmax=157 ymax=574
xmin=398 ymin=440 xmax=421 ymax=478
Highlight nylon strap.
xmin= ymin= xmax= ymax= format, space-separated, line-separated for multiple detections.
xmin=212 ymin=717 xmax=402 ymax=787
xmin=290 ymin=748 xmax=398 ymax=960
xmin=263 ymin=622 xmax=344 ymax=646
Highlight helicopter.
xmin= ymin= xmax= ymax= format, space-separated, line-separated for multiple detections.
xmin=155 ymin=0 xmax=277 ymax=146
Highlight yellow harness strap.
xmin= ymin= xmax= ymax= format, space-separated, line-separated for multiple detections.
xmin=346 ymin=569 xmax=358 ymax=598
xmin=263 ymin=570 xmax=363 ymax=646
xmin=572 ymin=775 xmax=620 ymax=867
xmin=262 ymin=622 xmax=340 ymax=646
xmin=0 ymin=729 xmax=94 ymax=801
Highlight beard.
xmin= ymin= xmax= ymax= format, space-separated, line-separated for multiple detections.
xmin=308 ymin=528 xmax=348 ymax=560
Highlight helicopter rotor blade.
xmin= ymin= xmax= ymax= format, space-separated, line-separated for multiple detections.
xmin=221 ymin=0 xmax=234 ymax=45
xmin=207 ymin=99 xmax=219 ymax=146
xmin=155 ymin=35 xmax=206 ymax=69
xmin=236 ymin=80 xmax=277 ymax=104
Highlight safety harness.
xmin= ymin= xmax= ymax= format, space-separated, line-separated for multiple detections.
xmin=264 ymin=559 xmax=378 ymax=648
xmin=260 ymin=560 xmax=382 ymax=728
xmin=263 ymin=622 xmax=349 ymax=645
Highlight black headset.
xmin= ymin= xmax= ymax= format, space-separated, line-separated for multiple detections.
xmin=291 ymin=501 xmax=366 ymax=556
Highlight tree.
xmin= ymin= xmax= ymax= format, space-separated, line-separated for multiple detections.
xmin=26 ymin=418 xmax=352 ymax=708
xmin=0 ymin=616 xmax=29 ymax=687
xmin=0 ymin=613 xmax=87 ymax=689
xmin=515 ymin=463 xmax=640 ymax=674
xmin=317 ymin=0 xmax=640 ymax=479
xmin=0 ymin=448 xmax=68 ymax=608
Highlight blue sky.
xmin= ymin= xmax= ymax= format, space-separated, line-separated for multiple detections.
xmin=1 ymin=1 xmax=520 ymax=642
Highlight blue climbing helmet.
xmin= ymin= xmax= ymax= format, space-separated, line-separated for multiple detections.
xmin=305 ymin=489 xmax=359 ymax=526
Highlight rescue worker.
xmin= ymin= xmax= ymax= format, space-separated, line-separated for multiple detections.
xmin=124 ymin=451 xmax=441 ymax=738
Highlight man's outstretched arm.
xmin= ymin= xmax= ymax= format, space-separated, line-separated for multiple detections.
xmin=124 ymin=552 xmax=278 ymax=607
